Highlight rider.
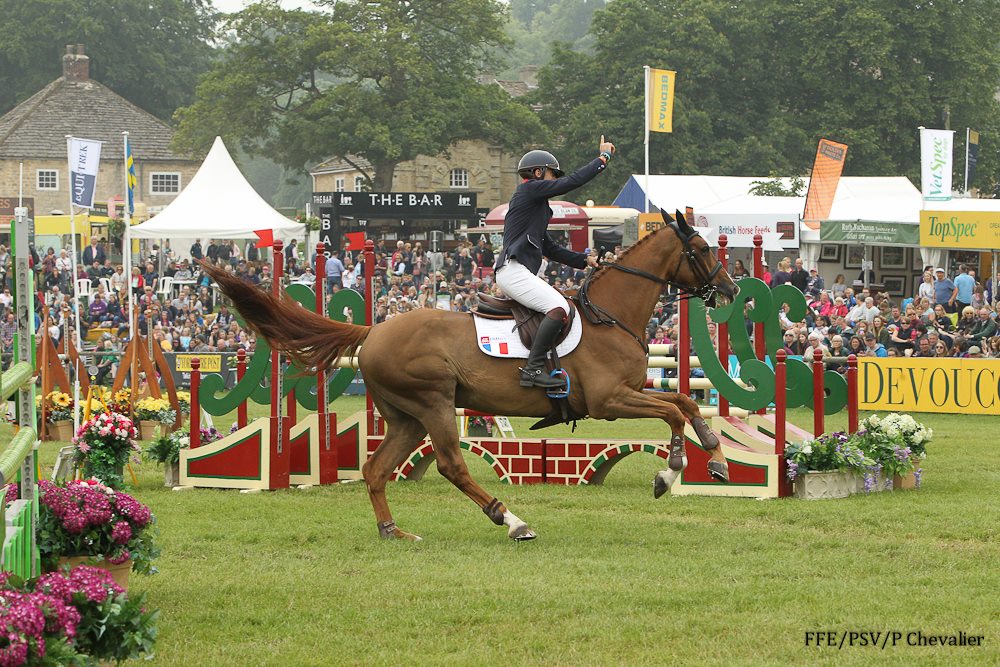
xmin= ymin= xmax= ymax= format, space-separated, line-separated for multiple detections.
xmin=494 ymin=137 xmax=615 ymax=388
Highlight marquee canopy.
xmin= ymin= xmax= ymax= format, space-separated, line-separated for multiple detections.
xmin=129 ymin=136 xmax=305 ymax=240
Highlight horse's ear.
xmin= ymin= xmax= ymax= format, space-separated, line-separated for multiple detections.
xmin=659 ymin=209 xmax=674 ymax=224
xmin=675 ymin=209 xmax=692 ymax=232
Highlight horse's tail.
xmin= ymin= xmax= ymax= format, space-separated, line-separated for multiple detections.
xmin=199 ymin=260 xmax=370 ymax=371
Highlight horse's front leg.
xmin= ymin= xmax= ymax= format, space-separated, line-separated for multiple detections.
xmin=590 ymin=386 xmax=694 ymax=498
xmin=642 ymin=390 xmax=729 ymax=483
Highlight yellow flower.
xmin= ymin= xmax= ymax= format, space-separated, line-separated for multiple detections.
xmin=52 ymin=392 xmax=72 ymax=407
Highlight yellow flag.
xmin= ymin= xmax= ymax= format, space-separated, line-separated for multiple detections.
xmin=648 ymin=68 xmax=676 ymax=133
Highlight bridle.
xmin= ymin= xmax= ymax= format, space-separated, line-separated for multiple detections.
xmin=576 ymin=220 xmax=725 ymax=352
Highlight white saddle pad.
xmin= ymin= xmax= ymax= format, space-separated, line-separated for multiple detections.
xmin=473 ymin=312 xmax=583 ymax=359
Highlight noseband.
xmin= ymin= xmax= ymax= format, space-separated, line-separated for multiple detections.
xmin=576 ymin=220 xmax=724 ymax=351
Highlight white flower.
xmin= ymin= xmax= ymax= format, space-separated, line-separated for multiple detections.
xmin=802 ymin=444 xmax=813 ymax=455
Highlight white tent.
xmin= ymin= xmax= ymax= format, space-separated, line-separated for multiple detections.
xmin=130 ymin=136 xmax=306 ymax=240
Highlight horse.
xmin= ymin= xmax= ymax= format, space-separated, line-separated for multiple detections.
xmin=201 ymin=210 xmax=739 ymax=541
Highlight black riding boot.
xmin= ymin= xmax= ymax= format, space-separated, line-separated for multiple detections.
xmin=519 ymin=315 xmax=566 ymax=388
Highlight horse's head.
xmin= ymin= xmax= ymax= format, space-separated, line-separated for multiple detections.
xmin=663 ymin=210 xmax=739 ymax=308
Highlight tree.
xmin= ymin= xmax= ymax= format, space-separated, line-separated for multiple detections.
xmin=0 ymin=0 xmax=216 ymax=120
xmin=503 ymin=0 xmax=605 ymax=74
xmin=534 ymin=0 xmax=1000 ymax=203
xmin=173 ymin=0 xmax=545 ymax=190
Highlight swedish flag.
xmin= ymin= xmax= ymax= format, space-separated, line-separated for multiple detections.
xmin=125 ymin=138 xmax=136 ymax=215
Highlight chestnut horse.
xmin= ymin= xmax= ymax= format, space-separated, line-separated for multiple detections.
xmin=202 ymin=211 xmax=738 ymax=541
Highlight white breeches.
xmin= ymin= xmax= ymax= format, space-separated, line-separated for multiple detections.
xmin=496 ymin=259 xmax=570 ymax=315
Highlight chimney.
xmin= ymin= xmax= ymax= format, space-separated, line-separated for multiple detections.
xmin=62 ymin=44 xmax=90 ymax=82
xmin=519 ymin=65 xmax=539 ymax=87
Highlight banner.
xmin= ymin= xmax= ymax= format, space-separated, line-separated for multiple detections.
xmin=859 ymin=358 xmax=1000 ymax=415
xmin=919 ymin=210 xmax=1000 ymax=249
xmin=67 ymin=137 xmax=102 ymax=209
xmin=125 ymin=137 xmax=136 ymax=215
xmin=696 ymin=213 xmax=799 ymax=249
xmin=802 ymin=138 xmax=848 ymax=230
xmin=647 ymin=68 xmax=676 ymax=133
xmin=919 ymin=128 xmax=954 ymax=201
xmin=966 ymin=129 xmax=980 ymax=192
xmin=820 ymin=220 xmax=920 ymax=246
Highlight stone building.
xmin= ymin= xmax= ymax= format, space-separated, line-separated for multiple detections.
xmin=310 ymin=71 xmax=540 ymax=213
xmin=0 ymin=45 xmax=199 ymax=216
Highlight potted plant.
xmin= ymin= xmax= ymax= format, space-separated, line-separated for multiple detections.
xmin=0 ymin=565 xmax=159 ymax=664
xmin=146 ymin=430 xmax=189 ymax=487
xmin=37 ymin=390 xmax=75 ymax=441
xmin=468 ymin=415 xmax=493 ymax=437
xmin=135 ymin=397 xmax=175 ymax=439
xmin=854 ymin=413 xmax=932 ymax=490
xmin=785 ymin=431 xmax=873 ymax=500
xmin=38 ymin=479 xmax=160 ymax=587
xmin=72 ymin=411 xmax=139 ymax=490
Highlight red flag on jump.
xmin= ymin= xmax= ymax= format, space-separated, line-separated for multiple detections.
xmin=253 ymin=229 xmax=274 ymax=248
xmin=343 ymin=232 xmax=365 ymax=251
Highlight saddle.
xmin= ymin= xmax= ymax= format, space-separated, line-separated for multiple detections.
xmin=475 ymin=293 xmax=577 ymax=349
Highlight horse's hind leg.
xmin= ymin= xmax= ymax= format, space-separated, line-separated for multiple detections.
xmin=421 ymin=405 xmax=536 ymax=541
xmin=643 ymin=390 xmax=728 ymax=483
xmin=362 ymin=405 xmax=428 ymax=541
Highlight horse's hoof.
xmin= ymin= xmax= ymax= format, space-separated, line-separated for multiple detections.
xmin=707 ymin=460 xmax=730 ymax=484
xmin=653 ymin=469 xmax=679 ymax=498
xmin=509 ymin=524 xmax=536 ymax=541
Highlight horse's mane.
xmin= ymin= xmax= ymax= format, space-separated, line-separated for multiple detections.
xmin=586 ymin=221 xmax=669 ymax=288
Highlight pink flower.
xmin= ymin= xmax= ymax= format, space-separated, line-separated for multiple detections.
xmin=111 ymin=521 xmax=132 ymax=544
xmin=76 ymin=442 xmax=90 ymax=453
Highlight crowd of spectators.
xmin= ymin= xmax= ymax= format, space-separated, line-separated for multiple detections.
xmin=3 ymin=233 xmax=997 ymax=384
xmin=646 ymin=257 xmax=1000 ymax=365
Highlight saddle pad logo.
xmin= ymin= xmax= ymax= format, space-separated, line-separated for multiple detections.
xmin=480 ymin=336 xmax=509 ymax=355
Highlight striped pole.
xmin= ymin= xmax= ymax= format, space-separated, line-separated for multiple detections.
xmin=775 ymin=350 xmax=790 ymax=497
xmin=752 ymin=234 xmax=765 ymax=415
xmin=190 ymin=358 xmax=201 ymax=448
xmin=717 ymin=234 xmax=730 ymax=417
xmin=847 ymin=354 xmax=859 ymax=433
xmin=236 ymin=348 xmax=247 ymax=429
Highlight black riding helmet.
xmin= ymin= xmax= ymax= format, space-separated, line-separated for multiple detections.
xmin=517 ymin=150 xmax=564 ymax=179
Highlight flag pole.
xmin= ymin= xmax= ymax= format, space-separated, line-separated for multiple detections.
xmin=643 ymin=65 xmax=650 ymax=214
xmin=123 ymin=132 xmax=134 ymax=358
xmin=964 ymin=127 xmax=970 ymax=196
xmin=66 ymin=135 xmax=84 ymax=432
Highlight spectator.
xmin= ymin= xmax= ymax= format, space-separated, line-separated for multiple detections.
xmin=933 ymin=267 xmax=957 ymax=313
xmin=731 ymin=259 xmax=750 ymax=278
xmin=863 ymin=333 xmax=888 ymax=357
xmin=954 ymin=264 xmax=975 ymax=311
xmin=917 ymin=271 xmax=935 ymax=302
xmin=966 ymin=344 xmax=984 ymax=359
xmin=772 ymin=258 xmax=792 ymax=287
xmin=790 ymin=258 xmax=809 ymax=292
xmin=911 ymin=336 xmax=935 ymax=358
xmin=82 ymin=237 xmax=106 ymax=266
xmin=831 ymin=274 xmax=847 ymax=299
xmin=968 ymin=308 xmax=997 ymax=342
xmin=325 ymin=249 xmax=346 ymax=291
xmin=956 ymin=306 xmax=978 ymax=335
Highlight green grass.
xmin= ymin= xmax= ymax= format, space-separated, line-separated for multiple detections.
xmin=21 ymin=405 xmax=1000 ymax=665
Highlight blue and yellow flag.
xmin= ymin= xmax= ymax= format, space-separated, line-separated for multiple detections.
xmin=648 ymin=68 xmax=676 ymax=133
xmin=125 ymin=138 xmax=136 ymax=215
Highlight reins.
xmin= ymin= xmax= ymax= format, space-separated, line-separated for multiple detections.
xmin=574 ymin=220 xmax=724 ymax=353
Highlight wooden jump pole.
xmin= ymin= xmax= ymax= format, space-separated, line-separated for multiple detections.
xmin=236 ymin=348 xmax=247 ymax=429
xmin=847 ymin=354 xmax=859 ymax=434
xmin=716 ymin=234 xmax=730 ymax=417
xmin=363 ymin=240 xmax=380 ymax=437
xmin=269 ymin=240 xmax=290 ymax=489
xmin=812 ymin=348 xmax=825 ymax=438
xmin=752 ymin=234 xmax=765 ymax=415
xmin=190 ymin=358 xmax=200 ymax=447
xmin=316 ymin=241 xmax=338 ymax=484
xmin=775 ymin=349 xmax=790 ymax=497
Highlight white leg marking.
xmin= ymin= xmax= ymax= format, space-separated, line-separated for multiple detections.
xmin=503 ymin=510 xmax=527 ymax=537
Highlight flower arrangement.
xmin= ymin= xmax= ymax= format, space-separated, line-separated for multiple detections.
xmin=36 ymin=391 xmax=74 ymax=423
xmin=854 ymin=413 xmax=932 ymax=486
xmin=38 ymin=479 xmax=159 ymax=576
xmin=176 ymin=390 xmax=192 ymax=415
xmin=0 ymin=565 xmax=158 ymax=665
xmin=200 ymin=426 xmax=223 ymax=444
xmin=135 ymin=397 xmax=176 ymax=424
xmin=145 ymin=430 xmax=190 ymax=466
xmin=785 ymin=431 xmax=873 ymax=482
xmin=72 ymin=412 xmax=139 ymax=489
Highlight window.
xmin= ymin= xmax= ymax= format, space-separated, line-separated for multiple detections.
xmin=150 ymin=172 xmax=180 ymax=194
xmin=449 ymin=168 xmax=469 ymax=189
xmin=335 ymin=177 xmax=345 ymax=192
xmin=354 ymin=176 xmax=364 ymax=192
xmin=37 ymin=170 xmax=58 ymax=190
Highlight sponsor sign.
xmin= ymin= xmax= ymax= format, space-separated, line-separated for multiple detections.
xmin=647 ymin=68 xmax=676 ymax=133
xmin=821 ymin=220 xmax=920 ymax=246
xmin=920 ymin=128 xmax=954 ymax=201
xmin=919 ymin=210 xmax=1000 ymax=250
xmin=0 ymin=197 xmax=33 ymax=226
xmin=698 ymin=213 xmax=800 ymax=249
xmin=175 ymin=354 xmax=222 ymax=373
xmin=67 ymin=137 xmax=102 ymax=209
xmin=858 ymin=358 xmax=1000 ymax=415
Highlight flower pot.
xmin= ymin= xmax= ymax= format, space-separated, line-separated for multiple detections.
xmin=893 ymin=470 xmax=918 ymax=490
xmin=57 ymin=556 xmax=131 ymax=591
xmin=140 ymin=420 xmax=162 ymax=440
xmin=47 ymin=420 xmax=75 ymax=442
xmin=857 ymin=471 xmax=889 ymax=493
xmin=164 ymin=461 xmax=180 ymax=487
xmin=793 ymin=471 xmax=855 ymax=500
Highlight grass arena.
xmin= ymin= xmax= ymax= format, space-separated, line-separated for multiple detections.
xmin=3 ymin=229 xmax=997 ymax=664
